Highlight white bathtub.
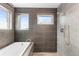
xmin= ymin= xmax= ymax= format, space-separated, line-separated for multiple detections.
xmin=0 ymin=42 xmax=33 ymax=56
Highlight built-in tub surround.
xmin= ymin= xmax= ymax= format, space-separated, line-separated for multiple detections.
xmin=0 ymin=42 xmax=33 ymax=56
xmin=0 ymin=3 xmax=14 ymax=48
xmin=15 ymin=8 xmax=57 ymax=52
xmin=57 ymin=3 xmax=79 ymax=56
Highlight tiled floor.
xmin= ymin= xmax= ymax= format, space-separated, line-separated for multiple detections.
xmin=33 ymin=52 xmax=63 ymax=56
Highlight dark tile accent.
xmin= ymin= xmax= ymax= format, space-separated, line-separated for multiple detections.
xmin=14 ymin=8 xmax=57 ymax=52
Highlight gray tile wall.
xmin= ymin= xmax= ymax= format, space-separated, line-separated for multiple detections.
xmin=0 ymin=3 xmax=14 ymax=48
xmin=14 ymin=8 xmax=57 ymax=52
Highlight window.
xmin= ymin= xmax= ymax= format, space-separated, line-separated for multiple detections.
xmin=0 ymin=6 xmax=12 ymax=30
xmin=37 ymin=15 xmax=54 ymax=25
xmin=17 ymin=14 xmax=29 ymax=30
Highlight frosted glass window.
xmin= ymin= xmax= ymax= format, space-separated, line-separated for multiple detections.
xmin=37 ymin=15 xmax=54 ymax=25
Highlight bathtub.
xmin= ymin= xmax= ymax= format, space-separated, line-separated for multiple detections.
xmin=0 ymin=42 xmax=33 ymax=56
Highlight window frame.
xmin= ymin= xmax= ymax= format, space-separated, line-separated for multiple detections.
xmin=16 ymin=13 xmax=29 ymax=30
xmin=37 ymin=14 xmax=54 ymax=25
xmin=0 ymin=5 xmax=12 ymax=30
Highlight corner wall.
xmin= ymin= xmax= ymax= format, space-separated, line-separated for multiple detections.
xmin=0 ymin=3 xmax=14 ymax=48
xmin=57 ymin=3 xmax=79 ymax=56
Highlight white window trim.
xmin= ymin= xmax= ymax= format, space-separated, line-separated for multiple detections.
xmin=37 ymin=14 xmax=54 ymax=25
xmin=7 ymin=11 xmax=12 ymax=30
xmin=16 ymin=13 xmax=29 ymax=30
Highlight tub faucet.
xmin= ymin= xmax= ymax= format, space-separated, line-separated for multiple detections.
xmin=26 ymin=39 xmax=31 ymax=42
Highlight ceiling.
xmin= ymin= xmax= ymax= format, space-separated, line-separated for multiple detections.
xmin=10 ymin=3 xmax=61 ymax=8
